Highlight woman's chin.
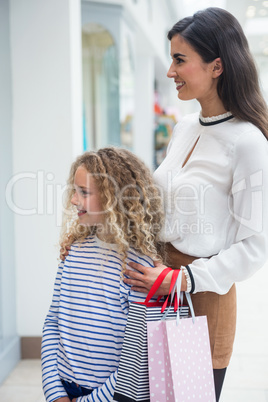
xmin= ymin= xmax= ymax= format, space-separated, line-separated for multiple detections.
xmin=177 ymin=91 xmax=190 ymax=101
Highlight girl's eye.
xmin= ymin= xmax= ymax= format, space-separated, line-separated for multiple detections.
xmin=78 ymin=188 xmax=90 ymax=196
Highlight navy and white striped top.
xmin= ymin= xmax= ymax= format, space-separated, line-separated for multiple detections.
xmin=41 ymin=234 xmax=154 ymax=402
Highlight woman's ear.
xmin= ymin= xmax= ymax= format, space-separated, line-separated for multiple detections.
xmin=212 ymin=57 xmax=223 ymax=77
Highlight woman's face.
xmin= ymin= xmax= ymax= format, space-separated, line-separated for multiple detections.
xmin=167 ymin=34 xmax=218 ymax=105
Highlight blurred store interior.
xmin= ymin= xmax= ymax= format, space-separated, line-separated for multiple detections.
xmin=0 ymin=0 xmax=268 ymax=386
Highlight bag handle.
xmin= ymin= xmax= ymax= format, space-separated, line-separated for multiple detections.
xmin=144 ymin=267 xmax=172 ymax=305
xmin=160 ymin=269 xmax=196 ymax=324
xmin=160 ymin=269 xmax=180 ymax=313
xmin=161 ymin=269 xmax=181 ymax=319
xmin=184 ymin=292 xmax=195 ymax=324
xmin=175 ymin=273 xmax=196 ymax=324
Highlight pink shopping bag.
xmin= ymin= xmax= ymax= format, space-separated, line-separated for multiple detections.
xmin=148 ymin=315 xmax=216 ymax=402
xmin=114 ymin=268 xmax=189 ymax=402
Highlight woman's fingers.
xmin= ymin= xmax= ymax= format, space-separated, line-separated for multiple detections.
xmin=125 ymin=262 xmax=177 ymax=295
xmin=124 ymin=268 xmax=152 ymax=292
xmin=124 ymin=276 xmax=147 ymax=289
xmin=125 ymin=268 xmax=144 ymax=280
xmin=124 ymin=275 xmax=145 ymax=287
xmin=125 ymin=262 xmax=173 ymax=296
xmin=128 ymin=261 xmax=146 ymax=273
xmin=131 ymin=286 xmax=149 ymax=293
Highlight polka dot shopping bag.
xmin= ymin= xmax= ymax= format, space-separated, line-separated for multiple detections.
xmin=114 ymin=268 xmax=189 ymax=402
xmin=147 ymin=292 xmax=216 ymax=402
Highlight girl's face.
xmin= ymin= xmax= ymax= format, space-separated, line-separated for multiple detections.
xmin=167 ymin=34 xmax=218 ymax=105
xmin=71 ymin=166 xmax=104 ymax=227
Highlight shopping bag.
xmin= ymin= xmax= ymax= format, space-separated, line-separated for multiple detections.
xmin=113 ymin=268 xmax=189 ymax=402
xmin=147 ymin=286 xmax=216 ymax=402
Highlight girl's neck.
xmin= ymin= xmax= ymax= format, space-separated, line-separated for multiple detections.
xmin=95 ymin=225 xmax=115 ymax=244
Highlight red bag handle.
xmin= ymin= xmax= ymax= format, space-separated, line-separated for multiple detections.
xmin=144 ymin=267 xmax=172 ymax=304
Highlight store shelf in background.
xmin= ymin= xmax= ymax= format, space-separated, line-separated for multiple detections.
xmin=154 ymin=113 xmax=176 ymax=168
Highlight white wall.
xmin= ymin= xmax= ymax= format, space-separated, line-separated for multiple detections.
xmin=133 ymin=54 xmax=155 ymax=168
xmin=9 ymin=0 xmax=83 ymax=336
xmin=0 ymin=0 xmax=20 ymax=383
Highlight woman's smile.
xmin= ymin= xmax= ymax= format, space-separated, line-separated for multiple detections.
xmin=175 ymin=80 xmax=186 ymax=91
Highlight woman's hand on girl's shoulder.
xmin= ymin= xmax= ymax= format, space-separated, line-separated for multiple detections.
xmin=124 ymin=260 xmax=173 ymax=295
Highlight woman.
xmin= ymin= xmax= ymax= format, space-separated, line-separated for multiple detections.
xmin=124 ymin=7 xmax=268 ymax=401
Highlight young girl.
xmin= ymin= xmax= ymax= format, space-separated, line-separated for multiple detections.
xmin=41 ymin=147 xmax=163 ymax=402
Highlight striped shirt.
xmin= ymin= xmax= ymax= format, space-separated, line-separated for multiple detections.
xmin=41 ymin=234 xmax=154 ymax=402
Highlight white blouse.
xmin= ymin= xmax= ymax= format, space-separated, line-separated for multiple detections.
xmin=154 ymin=112 xmax=268 ymax=294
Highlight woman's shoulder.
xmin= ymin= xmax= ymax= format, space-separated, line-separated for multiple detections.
xmin=173 ymin=112 xmax=200 ymax=131
xmin=170 ymin=112 xmax=200 ymax=144
xmin=229 ymin=119 xmax=268 ymax=168
xmin=230 ymin=119 xmax=268 ymax=147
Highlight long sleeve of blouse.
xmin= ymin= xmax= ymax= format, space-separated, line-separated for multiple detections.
xmin=154 ymin=113 xmax=268 ymax=294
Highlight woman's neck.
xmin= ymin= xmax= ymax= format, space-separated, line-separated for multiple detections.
xmin=199 ymin=95 xmax=227 ymax=118
xmin=201 ymin=107 xmax=228 ymax=118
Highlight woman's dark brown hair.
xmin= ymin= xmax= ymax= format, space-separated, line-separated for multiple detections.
xmin=168 ymin=7 xmax=268 ymax=139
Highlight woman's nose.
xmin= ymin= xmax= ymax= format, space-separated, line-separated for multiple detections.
xmin=167 ymin=64 xmax=176 ymax=78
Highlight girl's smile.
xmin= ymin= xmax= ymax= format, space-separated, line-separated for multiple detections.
xmin=77 ymin=209 xmax=87 ymax=217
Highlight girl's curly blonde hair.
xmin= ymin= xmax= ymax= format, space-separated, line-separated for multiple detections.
xmin=60 ymin=147 xmax=164 ymax=270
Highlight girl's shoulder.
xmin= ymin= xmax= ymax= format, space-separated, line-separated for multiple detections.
xmin=70 ymin=234 xmax=97 ymax=253
xmin=126 ymin=247 xmax=155 ymax=268
xmin=71 ymin=236 xmax=155 ymax=268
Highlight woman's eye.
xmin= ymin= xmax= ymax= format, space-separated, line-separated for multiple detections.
xmin=175 ymin=57 xmax=184 ymax=64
